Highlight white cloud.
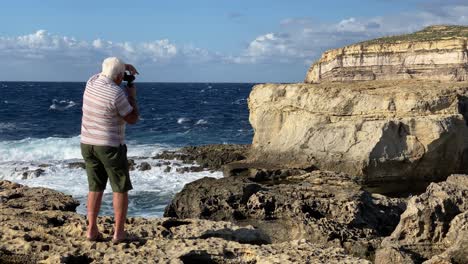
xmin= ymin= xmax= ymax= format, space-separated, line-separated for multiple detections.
xmin=0 ymin=30 xmax=211 ymax=65
xmin=0 ymin=1 xmax=467 ymax=81
xmin=229 ymin=2 xmax=468 ymax=65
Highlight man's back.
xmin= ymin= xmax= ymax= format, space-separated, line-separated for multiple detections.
xmin=81 ymin=74 xmax=133 ymax=147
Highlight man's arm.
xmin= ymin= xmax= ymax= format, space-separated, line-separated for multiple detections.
xmin=123 ymin=85 xmax=140 ymax=125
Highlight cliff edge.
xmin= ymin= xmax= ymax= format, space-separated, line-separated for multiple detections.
xmin=305 ymin=25 xmax=468 ymax=83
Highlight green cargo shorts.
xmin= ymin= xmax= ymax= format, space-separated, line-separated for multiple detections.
xmin=81 ymin=143 xmax=133 ymax=193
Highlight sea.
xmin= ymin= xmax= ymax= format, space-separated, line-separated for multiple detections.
xmin=0 ymin=81 xmax=254 ymax=217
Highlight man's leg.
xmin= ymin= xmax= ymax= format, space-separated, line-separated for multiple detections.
xmin=87 ymin=191 xmax=103 ymax=238
xmin=113 ymin=192 xmax=128 ymax=240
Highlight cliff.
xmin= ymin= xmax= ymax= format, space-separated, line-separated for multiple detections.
xmin=305 ymin=25 xmax=468 ymax=83
xmin=248 ymin=80 xmax=468 ymax=186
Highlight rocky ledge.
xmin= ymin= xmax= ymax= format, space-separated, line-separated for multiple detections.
xmin=166 ymin=170 xmax=467 ymax=263
xmin=0 ymin=180 xmax=370 ymax=264
xmin=305 ymin=25 xmax=468 ymax=83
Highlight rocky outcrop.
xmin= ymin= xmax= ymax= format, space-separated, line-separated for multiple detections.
xmin=154 ymin=144 xmax=250 ymax=171
xmin=375 ymin=175 xmax=468 ymax=264
xmin=248 ymin=80 xmax=468 ymax=187
xmin=305 ymin=25 xmax=468 ymax=83
xmin=0 ymin=180 xmax=371 ymax=263
xmin=165 ymin=170 xmax=406 ymax=260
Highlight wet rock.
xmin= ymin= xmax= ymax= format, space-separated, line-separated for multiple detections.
xmin=127 ymin=159 xmax=135 ymax=171
xmin=176 ymin=166 xmax=205 ymax=174
xmin=376 ymin=175 xmax=468 ymax=263
xmin=21 ymin=169 xmax=45 ymax=179
xmin=176 ymin=167 xmax=190 ymax=174
xmin=164 ymin=166 xmax=172 ymax=173
xmin=68 ymin=162 xmax=85 ymax=169
xmin=137 ymin=162 xmax=151 ymax=171
xmin=165 ymin=170 xmax=406 ymax=259
xmin=153 ymin=144 xmax=250 ymax=171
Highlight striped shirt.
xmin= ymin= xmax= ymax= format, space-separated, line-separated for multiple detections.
xmin=80 ymin=74 xmax=133 ymax=147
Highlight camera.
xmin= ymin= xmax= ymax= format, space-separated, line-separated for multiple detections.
xmin=123 ymin=72 xmax=135 ymax=86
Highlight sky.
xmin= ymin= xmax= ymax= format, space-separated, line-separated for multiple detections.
xmin=0 ymin=0 xmax=467 ymax=82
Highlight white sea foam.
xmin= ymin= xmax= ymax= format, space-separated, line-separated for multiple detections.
xmin=0 ymin=156 xmax=222 ymax=217
xmin=233 ymin=98 xmax=247 ymax=105
xmin=3 ymin=100 xmax=8 ymax=104
xmin=0 ymin=136 xmax=170 ymax=163
xmin=49 ymin=99 xmax=76 ymax=111
xmin=0 ymin=135 xmax=217 ymax=217
xmin=195 ymin=119 xmax=208 ymax=125
xmin=177 ymin=117 xmax=190 ymax=124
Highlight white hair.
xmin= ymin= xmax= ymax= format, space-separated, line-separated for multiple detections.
xmin=101 ymin=57 xmax=125 ymax=80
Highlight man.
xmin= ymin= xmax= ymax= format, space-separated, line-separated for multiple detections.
xmin=80 ymin=57 xmax=139 ymax=243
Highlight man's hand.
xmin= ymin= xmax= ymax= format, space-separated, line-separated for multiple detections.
xmin=125 ymin=64 xmax=139 ymax=75
xmin=125 ymin=85 xmax=137 ymax=98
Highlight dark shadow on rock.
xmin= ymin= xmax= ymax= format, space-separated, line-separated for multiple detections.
xmin=179 ymin=250 xmax=218 ymax=264
xmin=60 ymin=254 xmax=93 ymax=264
xmin=0 ymin=248 xmax=36 ymax=264
xmin=198 ymin=227 xmax=271 ymax=245
xmin=162 ymin=219 xmax=191 ymax=229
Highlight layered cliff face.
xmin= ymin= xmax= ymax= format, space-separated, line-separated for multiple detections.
xmin=248 ymin=80 xmax=468 ymax=185
xmin=305 ymin=25 xmax=468 ymax=83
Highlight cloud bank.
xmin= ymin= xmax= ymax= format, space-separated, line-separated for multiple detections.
xmin=0 ymin=1 xmax=466 ymax=82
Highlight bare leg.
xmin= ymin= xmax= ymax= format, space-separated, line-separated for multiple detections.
xmin=113 ymin=192 xmax=128 ymax=240
xmin=87 ymin=191 xmax=103 ymax=238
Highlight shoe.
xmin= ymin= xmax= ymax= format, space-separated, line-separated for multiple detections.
xmin=86 ymin=232 xmax=103 ymax=242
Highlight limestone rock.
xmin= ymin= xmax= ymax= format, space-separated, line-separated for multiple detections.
xmin=0 ymin=180 xmax=369 ymax=264
xmin=165 ymin=170 xmax=406 ymax=259
xmin=305 ymin=26 xmax=468 ymax=83
xmin=0 ymin=180 xmax=79 ymax=211
xmin=376 ymin=175 xmax=468 ymax=263
xmin=248 ymin=80 xmax=468 ymax=187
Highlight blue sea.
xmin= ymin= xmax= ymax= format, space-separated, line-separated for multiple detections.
xmin=0 ymin=82 xmax=254 ymax=217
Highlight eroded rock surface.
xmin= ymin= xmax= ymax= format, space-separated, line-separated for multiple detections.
xmin=248 ymin=80 xmax=468 ymax=187
xmin=0 ymin=180 xmax=370 ymax=263
xmin=165 ymin=170 xmax=406 ymax=259
xmin=375 ymin=175 xmax=468 ymax=264
xmin=305 ymin=26 xmax=468 ymax=83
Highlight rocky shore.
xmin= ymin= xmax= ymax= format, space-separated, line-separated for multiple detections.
xmin=0 ymin=180 xmax=371 ymax=263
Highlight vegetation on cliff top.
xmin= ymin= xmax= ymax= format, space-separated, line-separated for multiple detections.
xmin=358 ymin=25 xmax=468 ymax=45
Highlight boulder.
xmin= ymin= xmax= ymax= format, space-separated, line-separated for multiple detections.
xmin=137 ymin=162 xmax=152 ymax=171
xmin=248 ymin=80 xmax=468 ymax=188
xmin=305 ymin=26 xmax=468 ymax=83
xmin=375 ymin=175 xmax=468 ymax=263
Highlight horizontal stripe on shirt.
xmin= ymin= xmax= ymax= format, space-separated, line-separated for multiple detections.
xmin=80 ymin=74 xmax=133 ymax=147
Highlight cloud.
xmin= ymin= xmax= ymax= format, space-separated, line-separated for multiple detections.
xmin=228 ymin=1 xmax=468 ymax=66
xmin=0 ymin=30 xmax=214 ymax=66
xmin=0 ymin=0 xmax=467 ymax=82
